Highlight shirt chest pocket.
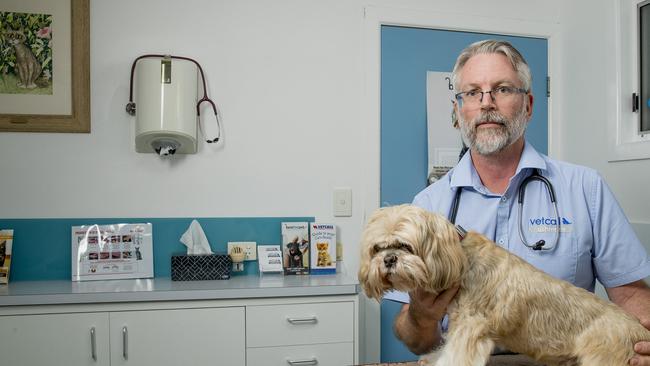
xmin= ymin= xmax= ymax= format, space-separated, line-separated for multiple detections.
xmin=517 ymin=232 xmax=578 ymax=285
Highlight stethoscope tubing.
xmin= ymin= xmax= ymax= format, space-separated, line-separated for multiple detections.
xmin=448 ymin=168 xmax=560 ymax=251
xmin=517 ymin=170 xmax=560 ymax=251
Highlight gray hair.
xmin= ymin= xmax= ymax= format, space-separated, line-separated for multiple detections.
xmin=451 ymin=40 xmax=532 ymax=92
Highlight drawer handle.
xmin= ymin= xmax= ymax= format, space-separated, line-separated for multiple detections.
xmin=286 ymin=316 xmax=318 ymax=325
xmin=286 ymin=357 xmax=318 ymax=365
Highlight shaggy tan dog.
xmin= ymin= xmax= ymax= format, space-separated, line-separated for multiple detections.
xmin=358 ymin=204 xmax=650 ymax=366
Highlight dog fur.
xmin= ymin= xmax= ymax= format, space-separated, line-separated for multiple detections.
xmin=358 ymin=204 xmax=650 ymax=366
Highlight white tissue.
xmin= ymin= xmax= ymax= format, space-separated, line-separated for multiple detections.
xmin=180 ymin=220 xmax=213 ymax=255
xmin=158 ymin=145 xmax=174 ymax=156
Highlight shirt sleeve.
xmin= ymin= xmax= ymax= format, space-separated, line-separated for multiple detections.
xmin=590 ymin=174 xmax=650 ymax=288
xmin=382 ymin=290 xmax=410 ymax=303
xmin=412 ymin=192 xmax=430 ymax=211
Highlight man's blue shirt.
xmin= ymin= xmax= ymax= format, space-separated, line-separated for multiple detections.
xmin=384 ymin=141 xmax=650 ymax=303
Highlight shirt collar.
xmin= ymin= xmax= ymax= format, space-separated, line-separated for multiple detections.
xmin=515 ymin=140 xmax=547 ymax=175
xmin=449 ymin=140 xmax=547 ymax=190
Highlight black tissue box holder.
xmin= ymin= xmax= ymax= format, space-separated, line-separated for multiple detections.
xmin=171 ymin=254 xmax=232 ymax=281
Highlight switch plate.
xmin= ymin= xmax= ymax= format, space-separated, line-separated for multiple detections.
xmin=333 ymin=188 xmax=352 ymax=217
xmin=227 ymin=242 xmax=257 ymax=261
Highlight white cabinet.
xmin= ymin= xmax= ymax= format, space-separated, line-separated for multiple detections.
xmin=0 ymin=307 xmax=245 ymax=366
xmin=0 ymin=312 xmax=110 ymax=366
xmin=247 ymin=342 xmax=354 ymax=366
xmin=246 ymin=302 xmax=355 ymax=366
xmin=0 ymin=277 xmax=359 ymax=366
xmin=109 ymin=307 xmax=245 ymax=366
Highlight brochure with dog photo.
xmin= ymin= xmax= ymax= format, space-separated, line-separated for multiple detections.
xmin=0 ymin=229 xmax=14 ymax=284
xmin=71 ymin=223 xmax=154 ymax=281
xmin=309 ymin=223 xmax=336 ymax=274
xmin=281 ymin=222 xmax=310 ymax=275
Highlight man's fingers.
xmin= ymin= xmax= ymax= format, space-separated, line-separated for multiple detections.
xmin=629 ymin=355 xmax=649 ymax=366
xmin=635 ymin=341 xmax=650 ymax=355
xmin=436 ymin=285 xmax=460 ymax=304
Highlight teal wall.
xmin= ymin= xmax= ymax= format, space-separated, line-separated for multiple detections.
xmin=0 ymin=217 xmax=313 ymax=281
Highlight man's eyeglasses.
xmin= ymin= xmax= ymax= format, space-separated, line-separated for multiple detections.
xmin=455 ymin=86 xmax=527 ymax=108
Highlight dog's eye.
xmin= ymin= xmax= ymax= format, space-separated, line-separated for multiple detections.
xmin=398 ymin=243 xmax=414 ymax=254
xmin=372 ymin=244 xmax=381 ymax=254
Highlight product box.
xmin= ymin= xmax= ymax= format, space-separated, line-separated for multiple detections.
xmin=71 ymin=223 xmax=154 ymax=281
xmin=309 ymin=223 xmax=336 ymax=275
xmin=0 ymin=229 xmax=14 ymax=284
xmin=281 ymin=222 xmax=309 ymax=275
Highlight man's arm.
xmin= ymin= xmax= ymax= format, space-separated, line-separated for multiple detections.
xmin=393 ymin=286 xmax=459 ymax=355
xmin=607 ymin=279 xmax=650 ymax=325
xmin=606 ymin=280 xmax=650 ymax=366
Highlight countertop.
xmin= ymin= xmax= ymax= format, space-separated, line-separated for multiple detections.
xmin=0 ymin=273 xmax=359 ymax=306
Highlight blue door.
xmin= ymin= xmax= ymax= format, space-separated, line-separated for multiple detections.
xmin=380 ymin=26 xmax=548 ymax=362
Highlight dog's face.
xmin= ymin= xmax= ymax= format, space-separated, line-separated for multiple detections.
xmin=287 ymin=242 xmax=301 ymax=256
xmin=358 ymin=204 xmax=467 ymax=300
xmin=316 ymin=242 xmax=328 ymax=252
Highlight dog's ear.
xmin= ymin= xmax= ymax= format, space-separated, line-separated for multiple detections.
xmin=359 ymin=267 xmax=384 ymax=301
xmin=358 ymin=224 xmax=373 ymax=297
xmin=358 ymin=207 xmax=392 ymax=301
xmin=418 ymin=210 xmax=467 ymax=293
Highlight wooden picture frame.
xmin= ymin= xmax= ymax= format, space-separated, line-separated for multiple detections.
xmin=0 ymin=0 xmax=89 ymax=133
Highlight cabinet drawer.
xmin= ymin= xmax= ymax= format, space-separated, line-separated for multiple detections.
xmin=247 ymin=342 xmax=353 ymax=366
xmin=246 ymin=302 xmax=353 ymax=347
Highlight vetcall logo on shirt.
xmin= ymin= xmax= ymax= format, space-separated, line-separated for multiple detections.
xmin=528 ymin=216 xmax=573 ymax=233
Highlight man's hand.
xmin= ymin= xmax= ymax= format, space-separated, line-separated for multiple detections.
xmin=393 ymin=285 xmax=460 ymax=355
xmin=630 ymin=319 xmax=650 ymax=366
xmin=607 ymin=280 xmax=650 ymax=366
xmin=408 ymin=286 xmax=459 ymax=328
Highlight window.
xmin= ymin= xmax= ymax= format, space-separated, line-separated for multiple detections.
xmin=640 ymin=1 xmax=650 ymax=133
xmin=609 ymin=0 xmax=650 ymax=161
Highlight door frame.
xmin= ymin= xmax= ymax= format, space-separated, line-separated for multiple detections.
xmin=360 ymin=6 xmax=561 ymax=362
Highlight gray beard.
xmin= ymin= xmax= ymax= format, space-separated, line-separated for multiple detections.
xmin=459 ymin=107 xmax=528 ymax=156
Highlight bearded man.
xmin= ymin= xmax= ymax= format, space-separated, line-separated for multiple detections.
xmin=383 ymin=40 xmax=650 ymax=366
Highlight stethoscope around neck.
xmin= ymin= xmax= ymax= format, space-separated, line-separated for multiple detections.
xmin=448 ymin=168 xmax=560 ymax=251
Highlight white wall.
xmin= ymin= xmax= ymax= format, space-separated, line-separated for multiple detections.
xmin=1 ymin=0 xmax=649 ymax=362
xmin=558 ymin=0 xmax=650 ymax=225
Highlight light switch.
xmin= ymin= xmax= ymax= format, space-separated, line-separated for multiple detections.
xmin=333 ymin=188 xmax=352 ymax=217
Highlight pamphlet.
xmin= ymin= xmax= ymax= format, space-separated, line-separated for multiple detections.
xmin=309 ymin=223 xmax=336 ymax=274
xmin=0 ymin=229 xmax=14 ymax=284
xmin=281 ymin=222 xmax=309 ymax=275
xmin=71 ymin=223 xmax=154 ymax=281
xmin=257 ymin=245 xmax=283 ymax=273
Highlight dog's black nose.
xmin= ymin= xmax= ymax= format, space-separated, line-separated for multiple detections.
xmin=384 ymin=254 xmax=397 ymax=268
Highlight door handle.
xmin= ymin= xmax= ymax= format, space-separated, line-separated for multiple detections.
xmin=90 ymin=327 xmax=97 ymax=361
xmin=122 ymin=326 xmax=128 ymax=360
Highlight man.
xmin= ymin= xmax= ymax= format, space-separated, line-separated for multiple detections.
xmin=384 ymin=40 xmax=650 ymax=365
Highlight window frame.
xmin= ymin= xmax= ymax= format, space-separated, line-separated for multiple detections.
xmin=609 ymin=0 xmax=650 ymax=161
